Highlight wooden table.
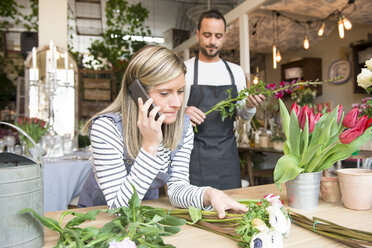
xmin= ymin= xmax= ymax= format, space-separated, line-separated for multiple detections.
xmin=43 ymin=184 xmax=372 ymax=248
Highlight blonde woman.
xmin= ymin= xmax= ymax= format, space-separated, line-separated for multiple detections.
xmin=78 ymin=45 xmax=247 ymax=218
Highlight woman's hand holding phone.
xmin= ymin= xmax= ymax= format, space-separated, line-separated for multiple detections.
xmin=137 ymin=97 xmax=166 ymax=156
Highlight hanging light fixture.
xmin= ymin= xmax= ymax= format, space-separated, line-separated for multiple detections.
xmin=275 ymin=12 xmax=282 ymax=63
xmin=272 ymin=11 xmax=277 ymax=69
xmin=317 ymin=21 xmax=325 ymax=36
xmin=303 ymin=24 xmax=309 ymax=49
xmin=303 ymin=35 xmax=309 ymax=49
xmin=338 ymin=17 xmax=345 ymax=39
xmin=342 ymin=15 xmax=352 ymax=30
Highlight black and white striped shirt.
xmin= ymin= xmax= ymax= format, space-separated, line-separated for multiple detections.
xmin=90 ymin=117 xmax=211 ymax=210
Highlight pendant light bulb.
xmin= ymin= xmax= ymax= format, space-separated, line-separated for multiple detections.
xmin=303 ymin=35 xmax=309 ymax=50
xmin=317 ymin=22 xmax=325 ymax=36
xmin=343 ymin=17 xmax=352 ymax=30
xmin=273 ymin=44 xmax=277 ymax=69
xmin=338 ymin=19 xmax=345 ymax=39
xmin=276 ymin=50 xmax=282 ymax=62
xmin=253 ymin=75 xmax=259 ymax=85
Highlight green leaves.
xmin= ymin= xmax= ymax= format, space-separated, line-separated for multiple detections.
xmin=188 ymin=206 xmax=202 ymax=224
xmin=274 ymin=155 xmax=303 ymax=191
xmin=19 ymin=208 xmax=62 ymax=233
xmin=20 ymin=187 xmax=185 ymax=247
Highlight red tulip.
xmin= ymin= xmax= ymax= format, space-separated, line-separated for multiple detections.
xmin=355 ymin=115 xmax=368 ymax=131
xmin=17 ymin=117 xmax=23 ymax=125
xmin=41 ymin=121 xmax=46 ymax=128
xmin=317 ymin=104 xmax=323 ymax=113
xmin=339 ymin=127 xmax=364 ymax=144
xmin=342 ymin=108 xmax=359 ymax=128
xmin=298 ymin=105 xmax=315 ymax=133
xmin=314 ymin=113 xmax=322 ymax=124
xmin=291 ymin=102 xmax=299 ymax=116
xmin=33 ymin=118 xmax=39 ymax=124
xmin=365 ymin=117 xmax=372 ymax=131
xmin=337 ymin=105 xmax=343 ymax=123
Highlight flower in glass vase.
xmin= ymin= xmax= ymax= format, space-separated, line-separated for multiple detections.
xmin=357 ymin=58 xmax=372 ymax=93
xmin=15 ymin=117 xmax=49 ymax=149
xmin=274 ymin=99 xmax=372 ymax=190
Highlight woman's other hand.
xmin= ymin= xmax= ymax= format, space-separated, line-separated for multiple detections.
xmin=203 ymin=188 xmax=248 ymax=219
xmin=137 ymin=97 xmax=166 ymax=156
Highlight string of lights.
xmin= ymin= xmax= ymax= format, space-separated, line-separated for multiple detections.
xmin=269 ymin=0 xmax=356 ymax=68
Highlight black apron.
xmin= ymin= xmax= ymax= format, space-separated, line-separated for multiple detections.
xmin=187 ymin=54 xmax=241 ymax=190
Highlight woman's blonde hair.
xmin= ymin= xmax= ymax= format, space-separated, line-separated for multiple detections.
xmin=84 ymin=45 xmax=187 ymax=158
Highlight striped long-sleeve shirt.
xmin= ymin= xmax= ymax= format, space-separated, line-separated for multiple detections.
xmin=90 ymin=116 xmax=211 ymax=210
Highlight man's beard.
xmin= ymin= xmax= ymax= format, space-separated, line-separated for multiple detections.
xmin=200 ymin=46 xmax=220 ymax=58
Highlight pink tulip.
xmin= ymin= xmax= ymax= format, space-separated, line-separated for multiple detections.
xmin=355 ymin=115 xmax=368 ymax=131
xmin=339 ymin=127 xmax=364 ymax=144
xmin=290 ymin=102 xmax=299 ymax=116
xmin=317 ymin=104 xmax=323 ymax=113
xmin=337 ymin=105 xmax=343 ymax=123
xmin=298 ymin=105 xmax=315 ymax=133
xmin=365 ymin=117 xmax=372 ymax=131
xmin=314 ymin=113 xmax=322 ymax=124
xmin=342 ymin=108 xmax=359 ymax=128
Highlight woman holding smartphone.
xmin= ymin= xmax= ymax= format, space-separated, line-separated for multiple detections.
xmin=78 ymin=45 xmax=247 ymax=218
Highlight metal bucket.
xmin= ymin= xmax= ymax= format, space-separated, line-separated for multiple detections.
xmin=0 ymin=122 xmax=44 ymax=248
xmin=285 ymin=171 xmax=322 ymax=210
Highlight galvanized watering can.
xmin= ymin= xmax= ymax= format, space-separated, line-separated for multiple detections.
xmin=0 ymin=122 xmax=44 ymax=248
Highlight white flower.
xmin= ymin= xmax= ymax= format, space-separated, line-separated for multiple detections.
xmin=109 ymin=237 xmax=136 ymax=248
xmin=366 ymin=58 xmax=372 ymax=71
xmin=267 ymin=230 xmax=283 ymax=248
xmin=284 ymin=215 xmax=291 ymax=238
xmin=266 ymin=206 xmax=289 ymax=236
xmin=264 ymin=194 xmax=283 ymax=208
xmin=252 ymin=218 xmax=269 ymax=232
xmin=357 ymin=68 xmax=372 ymax=89
xmin=250 ymin=231 xmax=270 ymax=248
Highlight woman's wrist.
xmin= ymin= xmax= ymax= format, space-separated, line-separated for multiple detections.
xmin=142 ymin=143 xmax=159 ymax=156
xmin=203 ymin=187 xmax=217 ymax=206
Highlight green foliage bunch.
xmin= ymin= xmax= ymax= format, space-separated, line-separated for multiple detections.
xmin=21 ymin=186 xmax=185 ymax=248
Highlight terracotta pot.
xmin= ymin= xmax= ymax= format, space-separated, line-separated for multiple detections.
xmin=320 ymin=177 xmax=341 ymax=203
xmin=337 ymin=169 xmax=372 ymax=210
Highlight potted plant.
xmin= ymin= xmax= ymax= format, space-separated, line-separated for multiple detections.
xmin=270 ymin=124 xmax=285 ymax=151
xmin=274 ymin=99 xmax=372 ymax=209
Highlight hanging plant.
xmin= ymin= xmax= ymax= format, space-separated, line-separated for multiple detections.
xmin=86 ymin=0 xmax=151 ymax=90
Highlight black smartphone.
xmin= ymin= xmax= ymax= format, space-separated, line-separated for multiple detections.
xmin=127 ymin=79 xmax=161 ymax=120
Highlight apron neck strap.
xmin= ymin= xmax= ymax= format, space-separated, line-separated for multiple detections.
xmin=193 ymin=53 xmax=235 ymax=86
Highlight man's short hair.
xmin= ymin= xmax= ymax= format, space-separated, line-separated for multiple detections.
xmin=197 ymin=9 xmax=226 ymax=31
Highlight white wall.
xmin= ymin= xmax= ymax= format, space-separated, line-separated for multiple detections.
xmin=265 ymin=24 xmax=372 ymax=112
xmin=39 ymin=0 xmax=67 ymax=49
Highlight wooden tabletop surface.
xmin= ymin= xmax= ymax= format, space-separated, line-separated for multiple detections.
xmin=43 ymin=184 xmax=372 ymax=248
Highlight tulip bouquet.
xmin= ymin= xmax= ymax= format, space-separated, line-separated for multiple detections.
xmin=15 ymin=117 xmax=49 ymax=149
xmin=357 ymin=58 xmax=372 ymax=94
xmin=274 ymin=99 xmax=372 ymax=188
xmin=165 ymin=194 xmax=291 ymax=248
